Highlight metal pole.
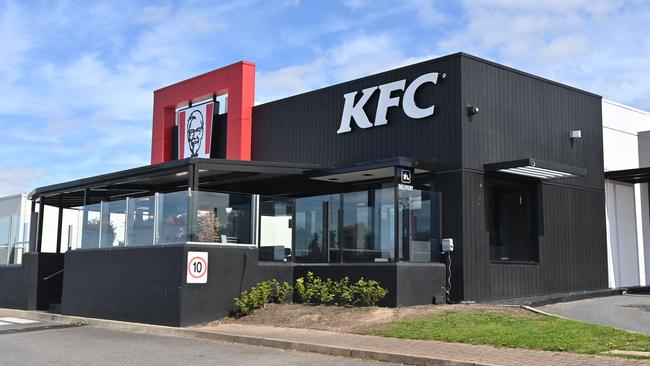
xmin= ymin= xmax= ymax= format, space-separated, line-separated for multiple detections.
xmin=6 ymin=216 xmax=13 ymax=264
xmin=36 ymin=200 xmax=45 ymax=253
xmin=187 ymin=164 xmax=198 ymax=242
xmin=56 ymin=206 xmax=64 ymax=254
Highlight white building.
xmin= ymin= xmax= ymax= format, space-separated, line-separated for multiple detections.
xmin=603 ymin=99 xmax=650 ymax=288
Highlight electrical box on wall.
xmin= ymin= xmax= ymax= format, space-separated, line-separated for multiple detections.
xmin=442 ymin=238 xmax=454 ymax=252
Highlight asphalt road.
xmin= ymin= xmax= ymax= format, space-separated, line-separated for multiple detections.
xmin=539 ymin=294 xmax=650 ymax=334
xmin=0 ymin=324 xmax=398 ymax=366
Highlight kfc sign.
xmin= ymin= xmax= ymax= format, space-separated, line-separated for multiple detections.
xmin=337 ymin=72 xmax=444 ymax=134
xmin=178 ymin=102 xmax=214 ymax=159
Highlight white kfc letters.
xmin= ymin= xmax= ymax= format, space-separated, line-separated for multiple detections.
xmin=337 ymin=72 xmax=442 ymax=134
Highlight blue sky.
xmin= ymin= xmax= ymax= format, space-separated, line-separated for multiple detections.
xmin=0 ymin=0 xmax=649 ymax=195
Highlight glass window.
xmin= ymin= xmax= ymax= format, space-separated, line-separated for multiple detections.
xmin=295 ymin=195 xmax=339 ymax=263
xmin=259 ymin=197 xmax=293 ymax=261
xmin=156 ymin=191 xmax=188 ymax=245
xmin=328 ymin=195 xmax=340 ymax=263
xmin=192 ymin=191 xmax=251 ymax=244
xmin=80 ymin=203 xmax=102 ymax=249
xmin=100 ymin=200 xmax=126 ymax=248
xmin=487 ymin=178 xmax=539 ymax=262
xmin=0 ymin=216 xmax=9 ymax=265
xmin=126 ymin=196 xmax=155 ymax=246
xmin=342 ymin=188 xmax=395 ymax=262
xmin=60 ymin=208 xmax=79 ymax=252
xmin=9 ymin=215 xmax=28 ymax=264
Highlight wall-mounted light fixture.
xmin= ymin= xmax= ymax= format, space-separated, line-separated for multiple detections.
xmin=570 ymin=130 xmax=582 ymax=139
xmin=570 ymin=130 xmax=581 ymax=147
xmin=467 ymin=105 xmax=479 ymax=116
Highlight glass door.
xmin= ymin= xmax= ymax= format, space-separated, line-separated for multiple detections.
xmin=398 ymin=188 xmax=439 ymax=262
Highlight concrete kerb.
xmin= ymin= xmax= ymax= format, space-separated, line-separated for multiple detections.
xmin=0 ymin=308 xmax=497 ymax=366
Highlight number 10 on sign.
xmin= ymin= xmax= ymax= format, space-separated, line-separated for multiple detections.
xmin=187 ymin=251 xmax=208 ymax=284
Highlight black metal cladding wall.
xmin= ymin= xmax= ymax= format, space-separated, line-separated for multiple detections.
xmin=252 ymin=55 xmax=462 ymax=169
xmin=460 ymin=55 xmax=604 ymax=190
xmin=249 ymin=53 xmax=607 ymax=301
xmin=461 ymin=172 xmax=608 ymax=300
xmin=459 ymin=56 xmax=607 ymax=300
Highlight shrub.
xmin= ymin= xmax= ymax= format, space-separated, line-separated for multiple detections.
xmin=334 ymin=277 xmax=354 ymax=306
xmin=234 ymin=279 xmax=293 ymax=317
xmin=270 ymin=279 xmax=292 ymax=304
xmin=295 ymin=272 xmax=319 ymax=304
xmin=294 ymin=272 xmax=387 ymax=307
xmin=317 ymin=278 xmax=338 ymax=304
xmin=351 ymin=278 xmax=388 ymax=306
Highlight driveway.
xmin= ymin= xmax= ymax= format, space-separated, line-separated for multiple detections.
xmin=539 ymin=294 xmax=650 ymax=334
xmin=0 ymin=317 xmax=398 ymax=366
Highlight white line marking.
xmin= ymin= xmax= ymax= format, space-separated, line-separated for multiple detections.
xmin=0 ymin=317 xmax=39 ymax=324
xmin=0 ymin=321 xmax=10 ymax=326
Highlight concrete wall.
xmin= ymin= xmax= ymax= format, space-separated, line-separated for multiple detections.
xmin=602 ymin=99 xmax=650 ymax=288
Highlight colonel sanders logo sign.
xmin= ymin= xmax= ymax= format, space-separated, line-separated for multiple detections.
xmin=187 ymin=110 xmax=204 ymax=157
xmin=178 ymin=102 xmax=214 ymax=159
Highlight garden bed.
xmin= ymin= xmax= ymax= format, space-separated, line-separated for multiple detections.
xmin=213 ymin=303 xmax=532 ymax=333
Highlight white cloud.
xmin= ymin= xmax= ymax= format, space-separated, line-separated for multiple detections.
xmin=256 ymin=32 xmax=437 ymax=103
xmin=405 ymin=0 xmax=445 ymax=26
xmin=438 ymin=0 xmax=650 ymax=110
xmin=0 ymin=168 xmax=43 ymax=196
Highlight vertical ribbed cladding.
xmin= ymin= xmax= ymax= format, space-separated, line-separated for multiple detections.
xmin=247 ymin=52 xmax=607 ymax=302
xmin=459 ymin=54 xmax=607 ymax=301
xmin=250 ymin=54 xmax=463 ymax=169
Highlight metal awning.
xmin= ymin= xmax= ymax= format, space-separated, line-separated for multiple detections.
xmin=605 ymin=167 xmax=650 ymax=184
xmin=306 ymin=157 xmax=434 ymax=183
xmin=28 ymin=158 xmax=321 ymax=208
xmin=484 ymin=159 xmax=587 ymax=180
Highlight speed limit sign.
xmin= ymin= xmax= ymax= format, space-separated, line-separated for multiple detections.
xmin=187 ymin=251 xmax=208 ymax=284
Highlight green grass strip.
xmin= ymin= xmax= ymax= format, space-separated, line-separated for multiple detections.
xmin=371 ymin=310 xmax=650 ymax=355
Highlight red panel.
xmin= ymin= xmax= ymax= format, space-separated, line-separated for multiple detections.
xmin=205 ymin=102 xmax=213 ymax=154
xmin=151 ymin=61 xmax=256 ymax=164
xmin=178 ymin=111 xmax=186 ymax=159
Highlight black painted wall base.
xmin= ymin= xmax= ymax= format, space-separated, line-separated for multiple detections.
xmin=0 ymin=265 xmax=28 ymax=309
xmin=293 ymin=262 xmax=446 ymax=307
xmin=61 ymin=245 xmax=294 ymax=326
xmin=0 ymin=253 xmax=64 ymax=311
xmin=59 ymin=245 xmax=447 ymax=326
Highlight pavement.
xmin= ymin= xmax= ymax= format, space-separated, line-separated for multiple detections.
xmin=0 ymin=316 xmax=76 ymax=334
xmin=539 ymin=294 xmax=650 ymax=334
xmin=0 ymin=323 xmax=395 ymax=366
xmin=0 ymin=307 xmax=648 ymax=366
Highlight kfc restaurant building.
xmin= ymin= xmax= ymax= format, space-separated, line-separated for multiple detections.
xmin=0 ymin=53 xmax=608 ymax=326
